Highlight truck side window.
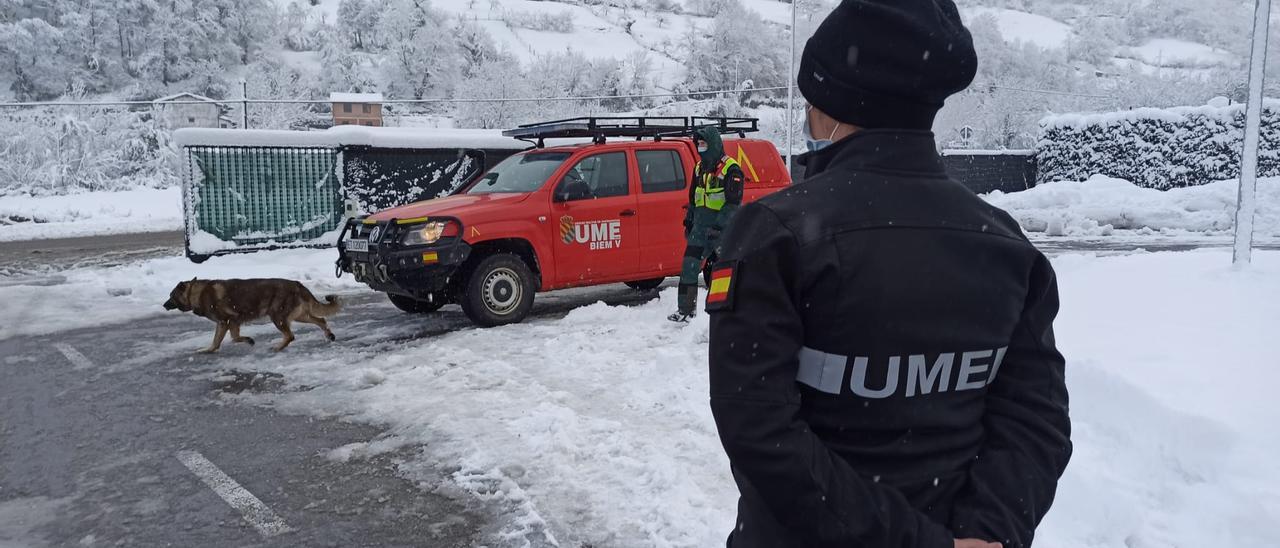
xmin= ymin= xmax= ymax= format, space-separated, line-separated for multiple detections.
xmin=558 ymin=152 xmax=629 ymax=200
xmin=636 ymin=150 xmax=685 ymax=193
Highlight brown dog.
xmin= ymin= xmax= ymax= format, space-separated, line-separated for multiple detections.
xmin=163 ymin=278 xmax=342 ymax=353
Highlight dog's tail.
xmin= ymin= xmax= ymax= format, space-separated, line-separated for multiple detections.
xmin=311 ymin=295 xmax=343 ymax=317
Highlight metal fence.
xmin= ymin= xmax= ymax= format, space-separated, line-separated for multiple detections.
xmin=178 ymin=135 xmax=524 ymax=262
xmin=183 ymin=146 xmax=343 ymax=260
xmin=939 ymin=150 xmax=1038 ymax=194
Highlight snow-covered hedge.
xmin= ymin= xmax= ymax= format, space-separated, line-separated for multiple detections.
xmin=1038 ymin=101 xmax=1280 ymax=189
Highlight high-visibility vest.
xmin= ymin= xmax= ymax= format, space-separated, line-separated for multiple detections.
xmin=693 ymin=156 xmax=739 ymax=211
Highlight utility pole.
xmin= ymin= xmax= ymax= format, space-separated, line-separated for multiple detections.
xmin=1234 ymin=0 xmax=1272 ymax=265
xmin=786 ymin=0 xmax=797 ymax=172
xmin=240 ymin=79 xmax=249 ymax=130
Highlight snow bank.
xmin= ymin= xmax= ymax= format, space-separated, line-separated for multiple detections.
xmin=1041 ymin=251 xmax=1280 ymax=547
xmin=0 ymin=249 xmax=361 ymax=340
xmin=0 ymin=188 xmax=182 ymax=242
xmin=173 ymin=126 xmax=528 ymax=150
xmin=983 ymin=175 xmax=1280 ymax=238
xmin=225 ymin=250 xmax=1280 ymax=547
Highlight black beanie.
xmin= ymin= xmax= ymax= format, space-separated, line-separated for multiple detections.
xmin=798 ymin=0 xmax=977 ymax=130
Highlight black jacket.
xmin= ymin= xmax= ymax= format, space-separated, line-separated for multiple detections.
xmin=708 ymin=130 xmax=1071 ymax=548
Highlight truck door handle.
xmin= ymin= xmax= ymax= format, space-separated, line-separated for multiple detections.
xmin=620 ymin=209 xmax=637 ymax=217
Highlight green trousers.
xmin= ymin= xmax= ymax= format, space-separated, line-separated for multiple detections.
xmin=676 ymin=207 xmax=720 ymax=314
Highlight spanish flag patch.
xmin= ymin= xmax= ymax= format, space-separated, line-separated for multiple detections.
xmin=705 ymin=261 xmax=738 ymax=312
xmin=422 ymin=251 xmax=439 ymax=265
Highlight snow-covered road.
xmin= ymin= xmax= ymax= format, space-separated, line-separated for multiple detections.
xmin=4 ymin=247 xmax=1277 ymax=547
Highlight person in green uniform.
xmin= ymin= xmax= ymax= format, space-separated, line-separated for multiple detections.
xmin=668 ymin=126 xmax=745 ymax=323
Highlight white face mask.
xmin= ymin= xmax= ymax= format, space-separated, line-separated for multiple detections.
xmin=804 ymin=105 xmax=840 ymax=152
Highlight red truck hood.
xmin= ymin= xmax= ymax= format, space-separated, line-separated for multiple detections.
xmin=365 ymin=192 xmax=530 ymax=222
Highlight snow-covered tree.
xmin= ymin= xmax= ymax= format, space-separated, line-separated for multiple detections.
xmin=374 ymin=0 xmax=462 ymax=99
xmin=454 ymin=18 xmax=502 ymax=79
xmin=220 ymin=0 xmax=278 ymax=65
xmin=0 ymin=18 xmax=70 ymax=99
xmin=282 ymin=2 xmax=312 ymax=51
xmin=336 ymin=0 xmax=381 ymax=50
xmin=682 ymin=1 xmax=786 ymax=103
xmin=686 ymin=0 xmax=733 ymax=17
xmin=454 ymin=54 xmax=534 ymax=129
xmin=245 ymin=59 xmax=319 ymax=130
xmin=316 ymin=24 xmax=377 ymax=94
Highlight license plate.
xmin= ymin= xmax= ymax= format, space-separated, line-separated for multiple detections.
xmin=346 ymin=239 xmax=369 ymax=253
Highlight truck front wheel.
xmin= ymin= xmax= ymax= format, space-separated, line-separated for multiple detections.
xmin=461 ymin=253 xmax=535 ymax=327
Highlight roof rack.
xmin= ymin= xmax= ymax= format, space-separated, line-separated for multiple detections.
xmin=691 ymin=116 xmax=759 ymax=137
xmin=502 ymin=116 xmax=759 ymax=147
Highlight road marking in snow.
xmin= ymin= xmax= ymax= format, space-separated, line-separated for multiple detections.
xmin=53 ymin=343 xmax=93 ymax=370
xmin=175 ymin=450 xmax=295 ymax=537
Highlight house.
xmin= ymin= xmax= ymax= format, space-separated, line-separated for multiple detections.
xmin=153 ymin=92 xmax=233 ymax=129
xmin=330 ymin=92 xmax=384 ymax=127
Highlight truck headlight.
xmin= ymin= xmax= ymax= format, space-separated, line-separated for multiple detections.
xmin=401 ymin=221 xmax=450 ymax=246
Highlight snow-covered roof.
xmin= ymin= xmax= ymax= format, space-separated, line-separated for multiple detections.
xmin=329 ymin=92 xmax=384 ymax=103
xmin=153 ymin=92 xmax=217 ymax=103
xmin=173 ymin=126 xmax=528 ymax=150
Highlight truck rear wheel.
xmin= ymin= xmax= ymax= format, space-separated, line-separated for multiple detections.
xmin=625 ymin=278 xmax=665 ymax=292
xmin=461 ymin=253 xmax=535 ymax=327
xmin=388 ymin=293 xmax=444 ymax=314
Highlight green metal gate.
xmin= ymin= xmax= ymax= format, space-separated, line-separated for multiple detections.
xmin=183 ymin=146 xmax=344 ymax=260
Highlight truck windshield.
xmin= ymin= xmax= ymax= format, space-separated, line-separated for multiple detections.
xmin=466 ymin=152 xmax=571 ymax=194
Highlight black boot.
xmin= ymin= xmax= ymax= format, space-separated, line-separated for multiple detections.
xmin=667 ymin=284 xmax=698 ymax=322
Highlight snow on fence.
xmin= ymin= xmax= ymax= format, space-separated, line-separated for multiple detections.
xmin=1038 ymin=99 xmax=1280 ymax=189
xmin=174 ymin=126 xmax=525 ymax=262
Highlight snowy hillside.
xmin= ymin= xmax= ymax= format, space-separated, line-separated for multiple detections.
xmin=960 ymin=6 xmax=1074 ymax=50
xmin=957 ymin=3 xmax=1246 ymax=75
xmin=273 ymin=0 xmax=1250 ymax=94
xmin=272 ymin=0 xmax=801 ymax=92
xmin=0 ymin=0 xmax=1267 ymax=195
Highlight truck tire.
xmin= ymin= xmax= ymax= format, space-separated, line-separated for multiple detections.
xmin=461 ymin=253 xmax=536 ymax=327
xmin=625 ymin=278 xmax=665 ymax=292
xmin=388 ymin=293 xmax=444 ymax=314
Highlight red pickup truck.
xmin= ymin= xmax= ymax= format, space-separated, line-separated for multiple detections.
xmin=336 ymin=117 xmax=791 ymax=326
